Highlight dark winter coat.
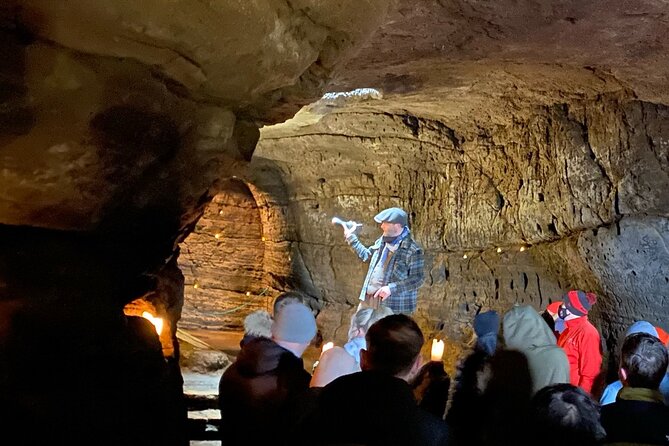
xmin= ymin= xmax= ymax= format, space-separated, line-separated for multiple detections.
xmin=601 ymin=387 xmax=669 ymax=445
xmin=218 ymin=337 xmax=311 ymax=445
xmin=298 ymin=370 xmax=451 ymax=446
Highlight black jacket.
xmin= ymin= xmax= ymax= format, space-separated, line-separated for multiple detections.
xmin=218 ymin=337 xmax=311 ymax=445
xmin=298 ymin=370 xmax=451 ymax=446
xmin=601 ymin=387 xmax=669 ymax=445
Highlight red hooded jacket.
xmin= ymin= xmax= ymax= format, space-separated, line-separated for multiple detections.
xmin=557 ymin=316 xmax=602 ymax=394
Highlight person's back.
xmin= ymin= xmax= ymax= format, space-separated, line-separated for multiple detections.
xmin=218 ymin=302 xmax=316 ymax=446
xmin=503 ymin=304 xmax=570 ymax=394
xmin=299 ymin=314 xmax=450 ymax=446
xmin=311 ymin=306 xmax=393 ymax=388
xmin=600 ymin=321 xmax=669 ymax=406
xmin=601 ymin=333 xmax=669 ymax=445
xmin=445 ymin=310 xmax=499 ymax=445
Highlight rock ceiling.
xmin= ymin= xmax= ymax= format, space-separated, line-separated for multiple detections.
xmin=1 ymin=0 xmax=668 ymax=354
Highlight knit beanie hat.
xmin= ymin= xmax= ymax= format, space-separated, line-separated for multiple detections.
xmin=625 ymin=320 xmax=659 ymax=339
xmin=563 ymin=290 xmax=596 ymax=317
xmin=474 ymin=310 xmax=500 ymax=355
xmin=271 ymin=302 xmax=317 ymax=344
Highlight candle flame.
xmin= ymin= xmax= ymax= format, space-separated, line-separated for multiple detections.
xmin=142 ymin=311 xmax=164 ymax=336
xmin=431 ymin=339 xmax=445 ymax=361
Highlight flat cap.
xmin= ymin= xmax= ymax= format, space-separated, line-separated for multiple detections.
xmin=374 ymin=207 xmax=408 ymax=226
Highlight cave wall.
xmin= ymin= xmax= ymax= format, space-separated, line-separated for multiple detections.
xmin=178 ymin=179 xmax=269 ymax=330
xmin=255 ymin=92 xmax=669 ymax=353
xmin=0 ymin=1 xmax=394 ymax=442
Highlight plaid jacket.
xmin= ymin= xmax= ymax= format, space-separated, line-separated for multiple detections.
xmin=346 ymin=229 xmax=425 ymax=314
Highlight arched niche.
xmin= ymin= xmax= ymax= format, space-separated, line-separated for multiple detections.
xmin=178 ymin=178 xmax=272 ymax=330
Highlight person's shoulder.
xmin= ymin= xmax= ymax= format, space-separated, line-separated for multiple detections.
xmin=582 ymin=319 xmax=602 ymax=336
xmin=318 ymin=346 xmax=356 ymax=368
xmin=402 ymin=235 xmax=423 ymax=252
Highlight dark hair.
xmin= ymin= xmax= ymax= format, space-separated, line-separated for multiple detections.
xmin=621 ymin=332 xmax=669 ymax=389
xmin=540 ymin=310 xmax=556 ymax=334
xmin=365 ymin=314 xmax=424 ymax=376
xmin=272 ymin=291 xmax=308 ymax=316
xmin=530 ymin=383 xmax=605 ymax=445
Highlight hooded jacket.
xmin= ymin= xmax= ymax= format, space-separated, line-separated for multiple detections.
xmin=503 ymin=305 xmax=570 ymax=394
xmin=218 ymin=337 xmax=311 ymax=445
xmin=557 ymin=316 xmax=602 ymax=394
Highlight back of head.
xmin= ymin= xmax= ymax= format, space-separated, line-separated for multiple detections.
xmin=621 ymin=332 xmax=669 ymax=389
xmin=347 ymin=306 xmax=394 ymax=341
xmin=364 ymin=314 xmax=424 ymax=377
xmin=530 ymin=383 xmax=605 ymax=445
xmin=272 ymin=290 xmax=308 ymax=317
xmin=474 ymin=310 xmax=500 ymax=355
xmin=271 ymin=302 xmax=317 ymax=345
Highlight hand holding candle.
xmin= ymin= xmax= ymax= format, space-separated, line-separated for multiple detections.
xmin=431 ymin=339 xmax=445 ymax=361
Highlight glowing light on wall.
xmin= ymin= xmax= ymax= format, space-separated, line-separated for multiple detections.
xmin=142 ymin=311 xmax=164 ymax=336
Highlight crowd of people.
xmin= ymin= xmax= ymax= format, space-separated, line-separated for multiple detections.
xmin=216 ymin=208 xmax=668 ymax=445
xmin=216 ymin=290 xmax=669 ymax=446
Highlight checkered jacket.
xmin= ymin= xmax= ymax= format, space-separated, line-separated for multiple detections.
xmin=346 ymin=229 xmax=425 ymax=314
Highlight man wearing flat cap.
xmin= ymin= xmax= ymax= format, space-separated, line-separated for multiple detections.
xmin=342 ymin=207 xmax=425 ymax=315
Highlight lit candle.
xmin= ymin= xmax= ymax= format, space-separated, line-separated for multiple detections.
xmin=322 ymin=341 xmax=334 ymax=354
xmin=431 ymin=339 xmax=445 ymax=361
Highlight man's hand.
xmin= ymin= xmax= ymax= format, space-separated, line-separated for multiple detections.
xmin=374 ymin=285 xmax=391 ymax=300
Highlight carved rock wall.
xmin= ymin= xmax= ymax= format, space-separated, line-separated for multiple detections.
xmin=255 ymin=93 xmax=669 ymax=354
xmin=178 ymin=179 xmax=270 ymax=330
xmin=0 ymin=1 xmax=393 ymax=442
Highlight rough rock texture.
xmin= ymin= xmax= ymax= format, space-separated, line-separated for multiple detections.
xmin=2 ymin=0 xmax=669 ymax=440
xmin=0 ymin=1 xmax=392 ymax=443
xmin=255 ymin=92 xmax=669 ymax=355
xmin=178 ymin=179 xmax=271 ymax=330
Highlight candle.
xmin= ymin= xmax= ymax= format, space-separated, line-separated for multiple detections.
xmin=322 ymin=341 xmax=334 ymax=354
xmin=431 ymin=339 xmax=445 ymax=361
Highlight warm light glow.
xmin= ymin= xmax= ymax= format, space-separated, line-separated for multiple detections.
xmin=496 ymin=247 xmax=502 ymax=253
xmin=261 ymin=237 xmax=266 ymax=242
xmin=142 ymin=311 xmax=164 ymax=336
xmin=193 ymin=283 xmax=199 ymax=289
xmin=214 ymin=233 xmax=221 ymax=239
xmin=520 ymin=246 xmax=526 ymax=252
xmin=246 ymin=291 xmax=251 ymax=296
xmin=431 ymin=339 xmax=445 ymax=361
xmin=462 ymin=254 xmax=468 ymax=259
xmin=322 ymin=342 xmax=334 ymax=354
xmin=219 ymin=210 xmax=224 ymax=215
